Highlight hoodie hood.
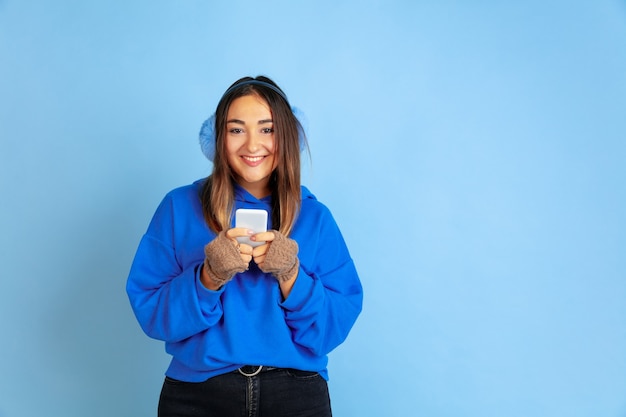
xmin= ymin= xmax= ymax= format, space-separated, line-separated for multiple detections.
xmin=193 ymin=178 xmax=316 ymax=207
xmin=231 ymin=182 xmax=316 ymax=205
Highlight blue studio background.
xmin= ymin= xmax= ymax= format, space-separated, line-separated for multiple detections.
xmin=1 ymin=1 xmax=625 ymax=416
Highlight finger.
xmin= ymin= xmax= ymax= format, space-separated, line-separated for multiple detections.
xmin=253 ymin=254 xmax=266 ymax=266
xmin=235 ymin=242 xmax=253 ymax=266
xmin=252 ymin=243 xmax=269 ymax=258
xmin=251 ymin=231 xmax=275 ymax=244
xmin=225 ymin=227 xmax=255 ymax=240
xmin=238 ymin=243 xmax=254 ymax=256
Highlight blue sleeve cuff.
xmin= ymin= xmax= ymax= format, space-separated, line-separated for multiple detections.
xmin=194 ymin=263 xmax=225 ymax=321
xmin=279 ymin=266 xmax=320 ymax=311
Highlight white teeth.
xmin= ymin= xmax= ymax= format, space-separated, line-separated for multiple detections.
xmin=243 ymin=156 xmax=264 ymax=162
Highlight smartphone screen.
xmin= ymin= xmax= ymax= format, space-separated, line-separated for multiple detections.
xmin=235 ymin=209 xmax=268 ymax=247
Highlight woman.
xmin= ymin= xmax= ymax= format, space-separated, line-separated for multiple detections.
xmin=126 ymin=76 xmax=363 ymax=417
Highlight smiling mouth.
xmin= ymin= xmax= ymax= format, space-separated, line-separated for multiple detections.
xmin=242 ymin=156 xmax=265 ymax=163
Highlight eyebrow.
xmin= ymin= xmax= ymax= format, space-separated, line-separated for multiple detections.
xmin=227 ymin=118 xmax=274 ymax=125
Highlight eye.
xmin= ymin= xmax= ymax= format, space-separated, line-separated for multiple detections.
xmin=261 ymin=127 xmax=274 ymax=134
xmin=229 ymin=128 xmax=244 ymax=134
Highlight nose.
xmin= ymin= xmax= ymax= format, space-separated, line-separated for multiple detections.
xmin=244 ymin=131 xmax=262 ymax=153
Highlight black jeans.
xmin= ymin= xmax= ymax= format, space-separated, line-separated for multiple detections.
xmin=158 ymin=367 xmax=332 ymax=417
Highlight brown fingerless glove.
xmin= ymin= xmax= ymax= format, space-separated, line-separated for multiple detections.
xmin=203 ymin=231 xmax=248 ymax=287
xmin=259 ymin=230 xmax=299 ymax=282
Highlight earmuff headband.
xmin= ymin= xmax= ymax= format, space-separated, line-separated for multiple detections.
xmin=221 ymin=79 xmax=289 ymax=104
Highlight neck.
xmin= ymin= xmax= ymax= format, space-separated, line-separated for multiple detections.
xmin=237 ymin=180 xmax=271 ymax=200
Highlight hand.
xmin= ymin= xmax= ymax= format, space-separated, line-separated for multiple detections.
xmin=202 ymin=229 xmax=253 ymax=289
xmin=252 ymin=230 xmax=299 ymax=283
xmin=225 ymin=227 xmax=256 ymax=265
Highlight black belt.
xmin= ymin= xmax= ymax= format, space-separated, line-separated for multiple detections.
xmin=236 ymin=365 xmax=278 ymax=377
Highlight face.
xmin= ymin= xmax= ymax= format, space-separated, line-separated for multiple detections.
xmin=225 ymin=94 xmax=277 ymax=198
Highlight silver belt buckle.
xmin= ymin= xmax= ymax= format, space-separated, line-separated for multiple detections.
xmin=238 ymin=365 xmax=263 ymax=377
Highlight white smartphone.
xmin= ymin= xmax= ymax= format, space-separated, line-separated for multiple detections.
xmin=235 ymin=209 xmax=268 ymax=247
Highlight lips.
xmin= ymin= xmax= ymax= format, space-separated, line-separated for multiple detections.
xmin=241 ymin=155 xmax=266 ymax=167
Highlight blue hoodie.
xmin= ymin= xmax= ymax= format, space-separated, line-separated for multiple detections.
xmin=126 ymin=179 xmax=363 ymax=382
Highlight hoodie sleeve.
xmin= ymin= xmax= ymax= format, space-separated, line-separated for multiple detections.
xmin=126 ymin=192 xmax=224 ymax=343
xmin=279 ymin=204 xmax=363 ymax=357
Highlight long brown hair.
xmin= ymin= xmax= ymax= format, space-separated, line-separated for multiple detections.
xmin=200 ymin=76 xmax=306 ymax=236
